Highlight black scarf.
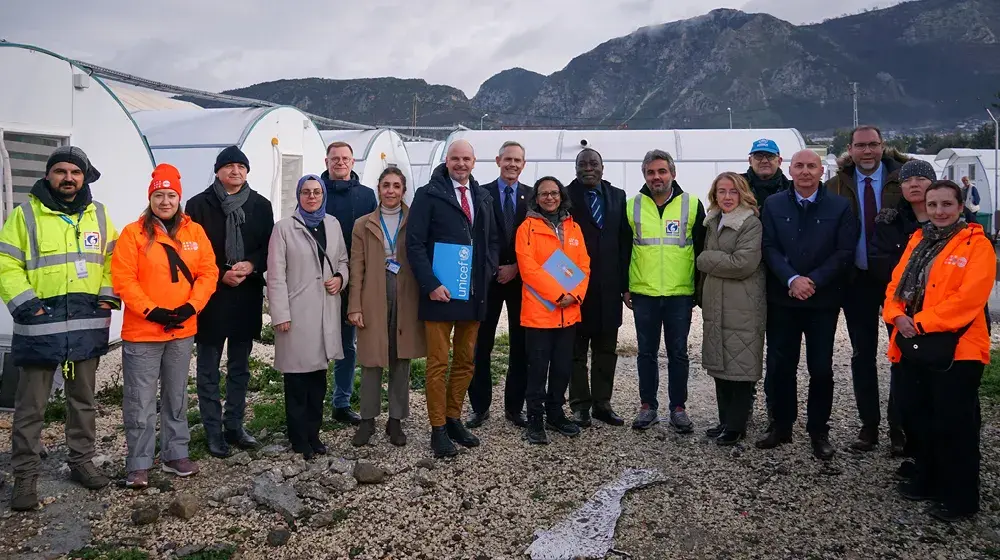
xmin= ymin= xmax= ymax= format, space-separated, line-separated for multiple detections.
xmin=30 ymin=178 xmax=93 ymax=215
xmin=745 ymin=168 xmax=788 ymax=193
xmin=894 ymin=219 xmax=968 ymax=313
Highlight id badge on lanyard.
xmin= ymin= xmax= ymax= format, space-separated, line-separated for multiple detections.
xmin=60 ymin=212 xmax=88 ymax=279
xmin=380 ymin=213 xmax=402 ymax=275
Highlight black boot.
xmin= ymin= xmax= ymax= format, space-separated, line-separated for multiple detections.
xmin=446 ymin=417 xmax=481 ymax=448
xmin=716 ymin=430 xmax=744 ymax=446
xmin=206 ymin=431 xmax=231 ymax=458
xmin=352 ymin=419 xmax=375 ymax=447
xmin=224 ymin=427 xmax=259 ymax=450
xmin=431 ymin=426 xmax=458 ymax=458
xmin=525 ymin=413 xmax=549 ymax=445
xmin=546 ymin=410 xmax=581 ymax=437
xmin=755 ymin=427 xmax=792 ymax=450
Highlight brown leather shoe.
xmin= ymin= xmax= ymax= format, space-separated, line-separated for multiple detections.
xmin=69 ymin=461 xmax=110 ymax=490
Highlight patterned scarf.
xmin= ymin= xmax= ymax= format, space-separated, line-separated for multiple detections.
xmin=894 ymin=218 xmax=967 ymax=313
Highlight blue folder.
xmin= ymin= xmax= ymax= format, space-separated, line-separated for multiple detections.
xmin=526 ymin=248 xmax=585 ymax=311
xmin=432 ymin=242 xmax=473 ymax=301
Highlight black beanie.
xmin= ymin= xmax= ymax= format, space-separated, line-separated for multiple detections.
xmin=214 ymin=145 xmax=250 ymax=174
xmin=46 ymin=145 xmax=101 ymax=184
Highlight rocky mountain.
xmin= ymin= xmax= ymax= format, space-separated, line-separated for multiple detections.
xmin=212 ymin=0 xmax=1000 ymax=133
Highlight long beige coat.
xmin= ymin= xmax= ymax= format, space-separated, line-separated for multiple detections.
xmin=267 ymin=215 xmax=350 ymax=373
xmin=347 ymin=205 xmax=426 ymax=368
xmin=697 ymin=206 xmax=766 ymax=382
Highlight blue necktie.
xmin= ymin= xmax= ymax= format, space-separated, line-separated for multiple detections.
xmin=503 ymin=186 xmax=515 ymax=240
xmin=588 ymin=190 xmax=604 ymax=229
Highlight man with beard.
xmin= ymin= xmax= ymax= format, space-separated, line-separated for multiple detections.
xmin=466 ymin=141 xmax=531 ymax=429
xmin=566 ymin=148 xmax=631 ymax=428
xmin=321 ymin=141 xmax=377 ymax=425
xmin=406 ymin=140 xmax=499 ymax=458
xmin=825 ymin=126 xmax=908 ymax=453
xmin=625 ymin=150 xmax=706 ymax=433
xmin=742 ymin=138 xmax=791 ymax=210
xmin=0 ymin=146 xmax=120 ymax=509
xmin=186 ymin=146 xmax=274 ymax=458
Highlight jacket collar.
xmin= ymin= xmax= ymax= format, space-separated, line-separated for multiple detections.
xmin=835 ymin=150 xmax=909 ymax=178
xmin=639 ymin=180 xmax=684 ymax=204
xmin=704 ymin=205 xmax=755 ymax=230
xmin=364 ymin=204 xmax=409 ymax=237
xmin=321 ymin=170 xmax=361 ymax=192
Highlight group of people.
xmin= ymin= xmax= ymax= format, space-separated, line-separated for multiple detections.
xmin=0 ymin=126 xmax=992 ymax=524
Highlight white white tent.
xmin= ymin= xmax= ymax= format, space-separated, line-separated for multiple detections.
xmin=405 ymin=140 xmax=446 ymax=187
xmin=935 ymin=148 xmax=998 ymax=231
xmin=0 ymin=43 xmax=156 ymax=345
xmin=320 ymin=129 xmax=414 ymax=205
xmin=108 ymin=83 xmax=202 ymax=112
xmin=439 ymin=129 xmax=807 ymax=201
xmin=133 ymin=107 xmax=327 ymax=221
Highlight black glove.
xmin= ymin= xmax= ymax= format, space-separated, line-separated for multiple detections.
xmin=172 ymin=303 xmax=196 ymax=323
xmin=145 ymin=307 xmax=175 ymax=325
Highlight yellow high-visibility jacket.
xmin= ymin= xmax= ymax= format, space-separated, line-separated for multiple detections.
xmin=0 ymin=188 xmax=119 ymax=366
xmin=626 ymin=185 xmax=704 ymax=297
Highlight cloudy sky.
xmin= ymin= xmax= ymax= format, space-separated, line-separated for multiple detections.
xmin=2 ymin=0 xmax=904 ymax=96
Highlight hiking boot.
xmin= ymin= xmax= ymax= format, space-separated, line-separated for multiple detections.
xmin=162 ymin=458 xmax=199 ymax=477
xmin=206 ymin=431 xmax=230 ymax=458
xmin=333 ymin=407 xmax=362 ymax=426
xmin=705 ymin=423 xmax=727 ymax=438
xmin=632 ymin=406 xmax=659 ymax=430
xmin=126 ymin=469 xmax=149 ymax=489
xmin=849 ymin=425 xmax=878 ymax=452
xmin=430 ymin=426 xmax=458 ymax=459
xmin=669 ymin=407 xmax=694 ymax=434
xmin=755 ymin=428 xmax=792 ymax=449
xmin=504 ymin=409 xmax=528 ymax=428
xmin=352 ymin=418 xmax=376 ymax=447
xmin=386 ymin=418 xmax=407 ymax=447
xmin=10 ymin=476 xmax=39 ymax=511
xmin=446 ymin=417 xmax=480 ymax=447
xmin=716 ymin=430 xmax=744 ymax=446
xmin=526 ymin=414 xmax=549 ymax=445
xmin=69 ymin=461 xmax=110 ymax=490
xmin=546 ymin=411 xmax=581 ymax=437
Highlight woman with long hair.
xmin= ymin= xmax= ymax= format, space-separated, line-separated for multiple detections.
xmin=267 ymin=174 xmax=349 ymax=460
xmin=111 ymin=164 xmax=218 ymax=488
xmin=697 ymin=172 xmax=766 ymax=445
xmin=348 ymin=168 xmax=426 ymax=447
xmin=883 ymin=179 xmax=995 ymax=522
xmin=515 ymin=176 xmax=590 ymax=444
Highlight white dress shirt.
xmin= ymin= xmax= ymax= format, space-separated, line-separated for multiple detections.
xmin=452 ymin=178 xmax=474 ymax=224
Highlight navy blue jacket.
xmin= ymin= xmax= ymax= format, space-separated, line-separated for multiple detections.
xmin=760 ymin=185 xmax=857 ymax=309
xmin=406 ymin=164 xmax=500 ymax=322
xmin=322 ymin=170 xmax=377 ymax=255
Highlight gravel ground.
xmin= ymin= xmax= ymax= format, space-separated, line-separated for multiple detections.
xmin=0 ymin=308 xmax=997 ymax=560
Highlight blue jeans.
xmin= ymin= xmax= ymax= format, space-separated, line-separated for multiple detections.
xmin=632 ymin=294 xmax=693 ymax=411
xmin=331 ymin=323 xmax=357 ymax=409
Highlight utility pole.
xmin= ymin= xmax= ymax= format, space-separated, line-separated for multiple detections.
xmin=986 ymin=108 xmax=999 ymax=234
xmin=727 ymin=107 xmax=733 ymax=129
xmin=851 ymin=82 xmax=859 ymax=128
xmin=480 ymin=113 xmax=489 ymax=130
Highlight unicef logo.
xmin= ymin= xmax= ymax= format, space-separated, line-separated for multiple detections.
xmin=458 ymin=247 xmax=471 ymax=260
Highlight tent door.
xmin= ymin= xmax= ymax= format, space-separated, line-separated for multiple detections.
xmin=280 ymin=154 xmax=303 ymax=220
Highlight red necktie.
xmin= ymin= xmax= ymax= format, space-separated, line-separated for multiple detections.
xmin=458 ymin=185 xmax=472 ymax=223
xmin=864 ymin=177 xmax=877 ymax=245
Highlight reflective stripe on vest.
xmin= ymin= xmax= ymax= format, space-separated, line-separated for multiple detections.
xmin=12 ymin=316 xmax=112 ymax=336
xmin=632 ymin=192 xmax=691 ymax=247
xmin=21 ymin=200 xmax=109 ymax=271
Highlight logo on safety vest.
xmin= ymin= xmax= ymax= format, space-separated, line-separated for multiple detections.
xmin=665 ymin=221 xmax=681 ymax=236
xmin=944 ymin=255 xmax=968 ymax=268
xmin=182 ymin=241 xmax=199 ymax=251
xmin=83 ymin=232 xmax=100 ymax=249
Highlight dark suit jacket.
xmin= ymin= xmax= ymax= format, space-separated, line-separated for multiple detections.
xmin=567 ymin=179 xmax=631 ymax=333
xmin=483 ymin=179 xmax=531 ymax=267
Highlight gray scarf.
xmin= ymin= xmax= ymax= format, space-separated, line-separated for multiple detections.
xmin=212 ymin=178 xmax=251 ymax=264
xmin=894 ymin=219 xmax=967 ymax=313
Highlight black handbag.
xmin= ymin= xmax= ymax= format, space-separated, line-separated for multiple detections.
xmin=897 ymin=323 xmax=971 ymax=371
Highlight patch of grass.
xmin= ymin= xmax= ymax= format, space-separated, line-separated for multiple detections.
xmin=45 ymin=389 xmax=67 ymax=424
xmin=409 ymin=358 xmax=426 ymax=391
xmin=530 ymin=489 xmax=546 ymax=501
xmin=982 ymin=349 xmax=1000 ymax=402
xmin=94 ymin=369 xmax=124 ymax=407
xmin=188 ymin=425 xmax=209 ymax=461
xmin=348 ymin=546 xmax=364 ymax=558
xmin=247 ymin=357 xmax=283 ymax=394
xmin=246 ymin=398 xmax=286 ymax=435
xmin=187 ymin=409 xmax=201 ymax=426
xmin=69 ymin=543 xmax=150 ymax=560
xmin=177 ymin=545 xmax=236 ymax=560
xmin=258 ymin=322 xmax=275 ymax=345
xmin=981 ymin=545 xmax=1000 ymax=559
xmin=552 ymin=500 xmax=577 ymax=510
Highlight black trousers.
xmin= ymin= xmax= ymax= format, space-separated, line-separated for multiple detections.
xmin=469 ymin=278 xmax=527 ymax=414
xmin=903 ymin=359 xmax=983 ymax=515
xmin=842 ymin=269 xmax=884 ymax=430
xmin=885 ymin=323 xmax=905 ymax=441
xmin=525 ymin=326 xmax=576 ymax=418
xmin=767 ymin=306 xmax=839 ymax=436
xmin=284 ymin=370 xmax=327 ymax=452
xmin=569 ymin=329 xmax=619 ymax=412
xmin=714 ymin=378 xmax=756 ymax=433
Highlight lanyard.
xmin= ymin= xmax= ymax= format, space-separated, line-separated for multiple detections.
xmin=379 ymin=212 xmax=402 ymax=256
xmin=59 ymin=211 xmax=85 ymax=254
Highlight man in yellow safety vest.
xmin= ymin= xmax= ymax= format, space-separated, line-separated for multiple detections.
xmin=625 ymin=149 xmax=706 ymax=433
xmin=0 ymin=146 xmax=119 ymax=511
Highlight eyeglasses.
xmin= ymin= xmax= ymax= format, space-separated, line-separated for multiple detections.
xmin=327 ymin=157 xmax=353 ymax=164
xmin=537 ymin=192 xmax=561 ymax=199
xmin=852 ymin=142 xmax=882 ymax=151
xmin=751 ymin=153 xmax=778 ymax=161
xmin=300 ymin=190 xmax=324 ymax=198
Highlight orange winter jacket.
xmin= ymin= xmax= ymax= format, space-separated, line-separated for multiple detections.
xmin=515 ymin=212 xmax=590 ymax=329
xmin=883 ymin=222 xmax=996 ymax=364
xmin=111 ymin=215 xmax=219 ymax=342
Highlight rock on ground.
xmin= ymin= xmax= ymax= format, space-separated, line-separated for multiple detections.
xmin=168 ymin=493 xmax=200 ymax=520
xmin=352 ymin=461 xmax=387 ymax=484
xmin=251 ymin=475 xmax=304 ymax=518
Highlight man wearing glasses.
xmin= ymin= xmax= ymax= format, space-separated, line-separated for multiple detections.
xmin=825 ymin=126 xmax=908 ymax=454
xmin=742 ymin=139 xmax=791 ymax=210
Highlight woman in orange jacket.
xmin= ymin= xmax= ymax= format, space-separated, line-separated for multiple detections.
xmin=883 ymin=179 xmax=995 ymax=522
xmin=111 ymin=164 xmax=219 ymax=489
xmin=515 ymin=176 xmax=590 ymax=444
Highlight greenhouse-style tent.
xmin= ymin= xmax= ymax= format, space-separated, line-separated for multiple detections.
xmin=133 ymin=106 xmax=328 ymax=221
xmin=405 ymin=140 xmax=447 ymax=187
xmin=0 ymin=43 xmax=157 ymax=405
xmin=935 ymin=148 xmax=998 ymax=231
xmin=439 ymin=129 xmax=807 ymax=201
xmin=320 ymin=129 xmax=414 ymax=205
